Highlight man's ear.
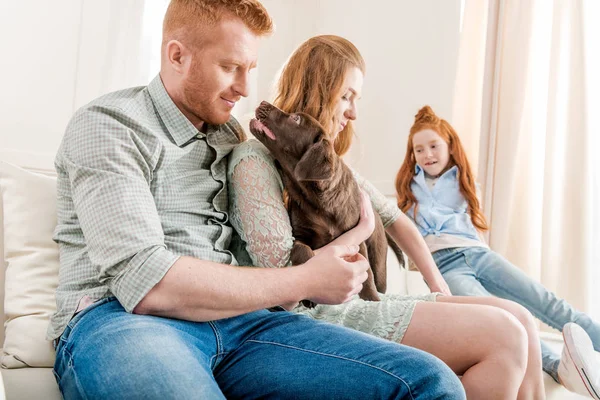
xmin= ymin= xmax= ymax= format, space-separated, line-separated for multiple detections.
xmin=165 ymin=40 xmax=189 ymax=74
xmin=294 ymin=140 xmax=334 ymax=181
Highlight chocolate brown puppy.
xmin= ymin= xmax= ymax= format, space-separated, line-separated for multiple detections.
xmin=249 ymin=101 xmax=388 ymax=306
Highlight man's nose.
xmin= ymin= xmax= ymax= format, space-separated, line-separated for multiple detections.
xmin=233 ymin=72 xmax=250 ymax=98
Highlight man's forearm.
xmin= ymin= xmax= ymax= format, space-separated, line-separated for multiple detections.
xmin=134 ymin=256 xmax=307 ymax=320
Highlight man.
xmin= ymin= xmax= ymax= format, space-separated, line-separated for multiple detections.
xmin=49 ymin=1 xmax=465 ymax=398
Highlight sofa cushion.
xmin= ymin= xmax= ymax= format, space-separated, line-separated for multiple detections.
xmin=0 ymin=161 xmax=58 ymax=368
xmin=1 ymin=368 xmax=61 ymax=400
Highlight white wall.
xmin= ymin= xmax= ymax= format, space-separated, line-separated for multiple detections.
xmin=0 ymin=0 xmax=461 ymax=192
xmin=256 ymin=0 xmax=462 ymax=195
xmin=0 ymin=1 xmax=82 ymax=168
xmin=0 ymin=0 xmax=154 ymax=170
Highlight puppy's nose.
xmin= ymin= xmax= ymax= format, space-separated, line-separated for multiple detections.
xmin=256 ymin=101 xmax=273 ymax=120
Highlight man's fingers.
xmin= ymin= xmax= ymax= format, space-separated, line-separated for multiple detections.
xmin=344 ymin=283 xmax=363 ymax=302
xmin=344 ymin=253 xmax=369 ymax=269
xmin=357 ymin=270 xmax=368 ymax=284
xmin=327 ymin=244 xmax=360 ymax=258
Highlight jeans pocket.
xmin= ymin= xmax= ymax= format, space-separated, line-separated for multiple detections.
xmin=59 ymin=297 xmax=116 ymax=348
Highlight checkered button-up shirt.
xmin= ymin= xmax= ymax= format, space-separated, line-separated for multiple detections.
xmin=48 ymin=75 xmax=244 ymax=340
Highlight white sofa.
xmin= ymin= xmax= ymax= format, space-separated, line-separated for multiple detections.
xmin=0 ymin=159 xmax=586 ymax=400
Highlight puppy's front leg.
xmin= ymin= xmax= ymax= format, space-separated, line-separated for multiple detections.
xmin=290 ymin=240 xmax=315 ymax=266
xmin=290 ymin=240 xmax=318 ymax=308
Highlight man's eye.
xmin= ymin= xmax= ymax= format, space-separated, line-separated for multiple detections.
xmin=222 ymin=65 xmax=236 ymax=72
xmin=291 ymin=115 xmax=301 ymax=125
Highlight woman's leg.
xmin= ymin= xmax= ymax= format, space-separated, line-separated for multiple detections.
xmin=437 ymin=296 xmax=546 ymax=400
xmin=401 ymin=299 xmax=532 ymax=399
xmin=435 ymin=248 xmax=576 ymax=380
xmin=435 ymin=247 xmax=600 ymax=397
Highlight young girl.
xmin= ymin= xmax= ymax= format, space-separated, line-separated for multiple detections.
xmin=396 ymin=105 xmax=600 ymax=398
xmin=229 ymin=35 xmax=547 ymax=399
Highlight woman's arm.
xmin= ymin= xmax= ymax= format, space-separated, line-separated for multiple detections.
xmin=229 ymin=150 xmax=294 ymax=269
xmin=228 ymin=144 xmax=374 ymax=308
xmin=314 ymin=190 xmax=376 ymax=254
xmin=351 ymin=168 xmax=451 ymax=295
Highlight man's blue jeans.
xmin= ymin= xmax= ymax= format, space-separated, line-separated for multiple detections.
xmin=54 ymin=297 xmax=465 ymax=399
xmin=434 ymin=246 xmax=600 ymax=383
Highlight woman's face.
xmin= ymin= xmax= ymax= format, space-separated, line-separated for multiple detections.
xmin=332 ymin=67 xmax=363 ymax=138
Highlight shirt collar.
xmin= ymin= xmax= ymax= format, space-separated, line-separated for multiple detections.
xmin=148 ymin=74 xmax=203 ymax=147
xmin=414 ymin=164 xmax=458 ymax=180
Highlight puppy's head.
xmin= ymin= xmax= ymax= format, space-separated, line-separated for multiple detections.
xmin=249 ymin=101 xmax=336 ymax=182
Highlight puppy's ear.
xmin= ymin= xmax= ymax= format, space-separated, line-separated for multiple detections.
xmin=294 ymin=140 xmax=334 ymax=181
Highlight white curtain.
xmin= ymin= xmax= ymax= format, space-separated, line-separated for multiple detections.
xmin=454 ymin=0 xmax=600 ymax=322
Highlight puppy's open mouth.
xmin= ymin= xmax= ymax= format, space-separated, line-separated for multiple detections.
xmin=250 ymin=118 xmax=276 ymax=140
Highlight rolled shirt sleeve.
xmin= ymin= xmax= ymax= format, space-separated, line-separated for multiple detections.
xmin=56 ymin=106 xmax=179 ymax=313
xmin=49 ymin=76 xmax=243 ymax=340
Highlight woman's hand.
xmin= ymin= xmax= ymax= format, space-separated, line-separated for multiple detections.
xmin=314 ymin=190 xmax=375 ymax=255
xmin=356 ymin=189 xmax=376 ymax=240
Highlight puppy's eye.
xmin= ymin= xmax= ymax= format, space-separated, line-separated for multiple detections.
xmin=313 ymin=135 xmax=321 ymax=144
xmin=290 ymin=114 xmax=301 ymax=125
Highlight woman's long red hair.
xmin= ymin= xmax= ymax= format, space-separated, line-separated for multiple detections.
xmin=395 ymin=106 xmax=488 ymax=231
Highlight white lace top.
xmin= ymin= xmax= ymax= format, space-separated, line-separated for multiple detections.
xmin=227 ymin=139 xmax=438 ymax=342
xmin=227 ymin=140 xmax=401 ymax=267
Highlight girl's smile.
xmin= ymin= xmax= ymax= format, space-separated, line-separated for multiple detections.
xmin=412 ymin=129 xmax=450 ymax=177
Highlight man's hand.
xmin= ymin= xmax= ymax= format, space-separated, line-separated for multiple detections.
xmin=299 ymin=244 xmax=369 ymax=305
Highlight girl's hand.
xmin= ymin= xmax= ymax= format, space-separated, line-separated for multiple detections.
xmin=427 ymin=279 xmax=452 ymax=296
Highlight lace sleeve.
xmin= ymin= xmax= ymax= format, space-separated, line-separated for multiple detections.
xmin=350 ymin=168 xmax=402 ymax=228
xmin=228 ymin=142 xmax=294 ymax=268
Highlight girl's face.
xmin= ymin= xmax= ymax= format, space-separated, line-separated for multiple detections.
xmin=412 ymin=129 xmax=450 ymax=177
xmin=332 ymin=67 xmax=363 ymax=138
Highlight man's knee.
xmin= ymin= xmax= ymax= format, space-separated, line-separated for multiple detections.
xmin=411 ymin=354 xmax=466 ymax=400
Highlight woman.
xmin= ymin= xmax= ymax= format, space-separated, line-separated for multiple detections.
xmin=228 ymin=35 xmax=544 ymax=399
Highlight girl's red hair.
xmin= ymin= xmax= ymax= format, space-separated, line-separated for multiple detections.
xmin=395 ymin=106 xmax=488 ymax=231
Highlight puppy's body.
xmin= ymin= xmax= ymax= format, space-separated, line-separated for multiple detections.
xmin=249 ymin=101 xmax=388 ymax=305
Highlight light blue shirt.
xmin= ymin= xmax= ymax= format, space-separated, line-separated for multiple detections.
xmin=408 ymin=165 xmax=481 ymax=242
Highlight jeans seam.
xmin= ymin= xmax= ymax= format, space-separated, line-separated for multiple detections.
xmin=62 ymin=347 xmax=91 ymax=400
xmin=464 ymin=250 xmax=564 ymax=330
xmin=476 ymin=274 xmax=564 ymax=330
xmin=434 ymin=248 xmax=464 ymax=272
xmin=208 ymin=321 xmax=224 ymax=367
xmin=461 ymin=251 xmax=471 ymax=270
xmin=245 ymin=339 xmax=415 ymax=400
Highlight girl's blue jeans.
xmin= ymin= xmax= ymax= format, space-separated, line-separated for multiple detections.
xmin=433 ymin=246 xmax=600 ymax=383
xmin=54 ymin=297 xmax=465 ymax=399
